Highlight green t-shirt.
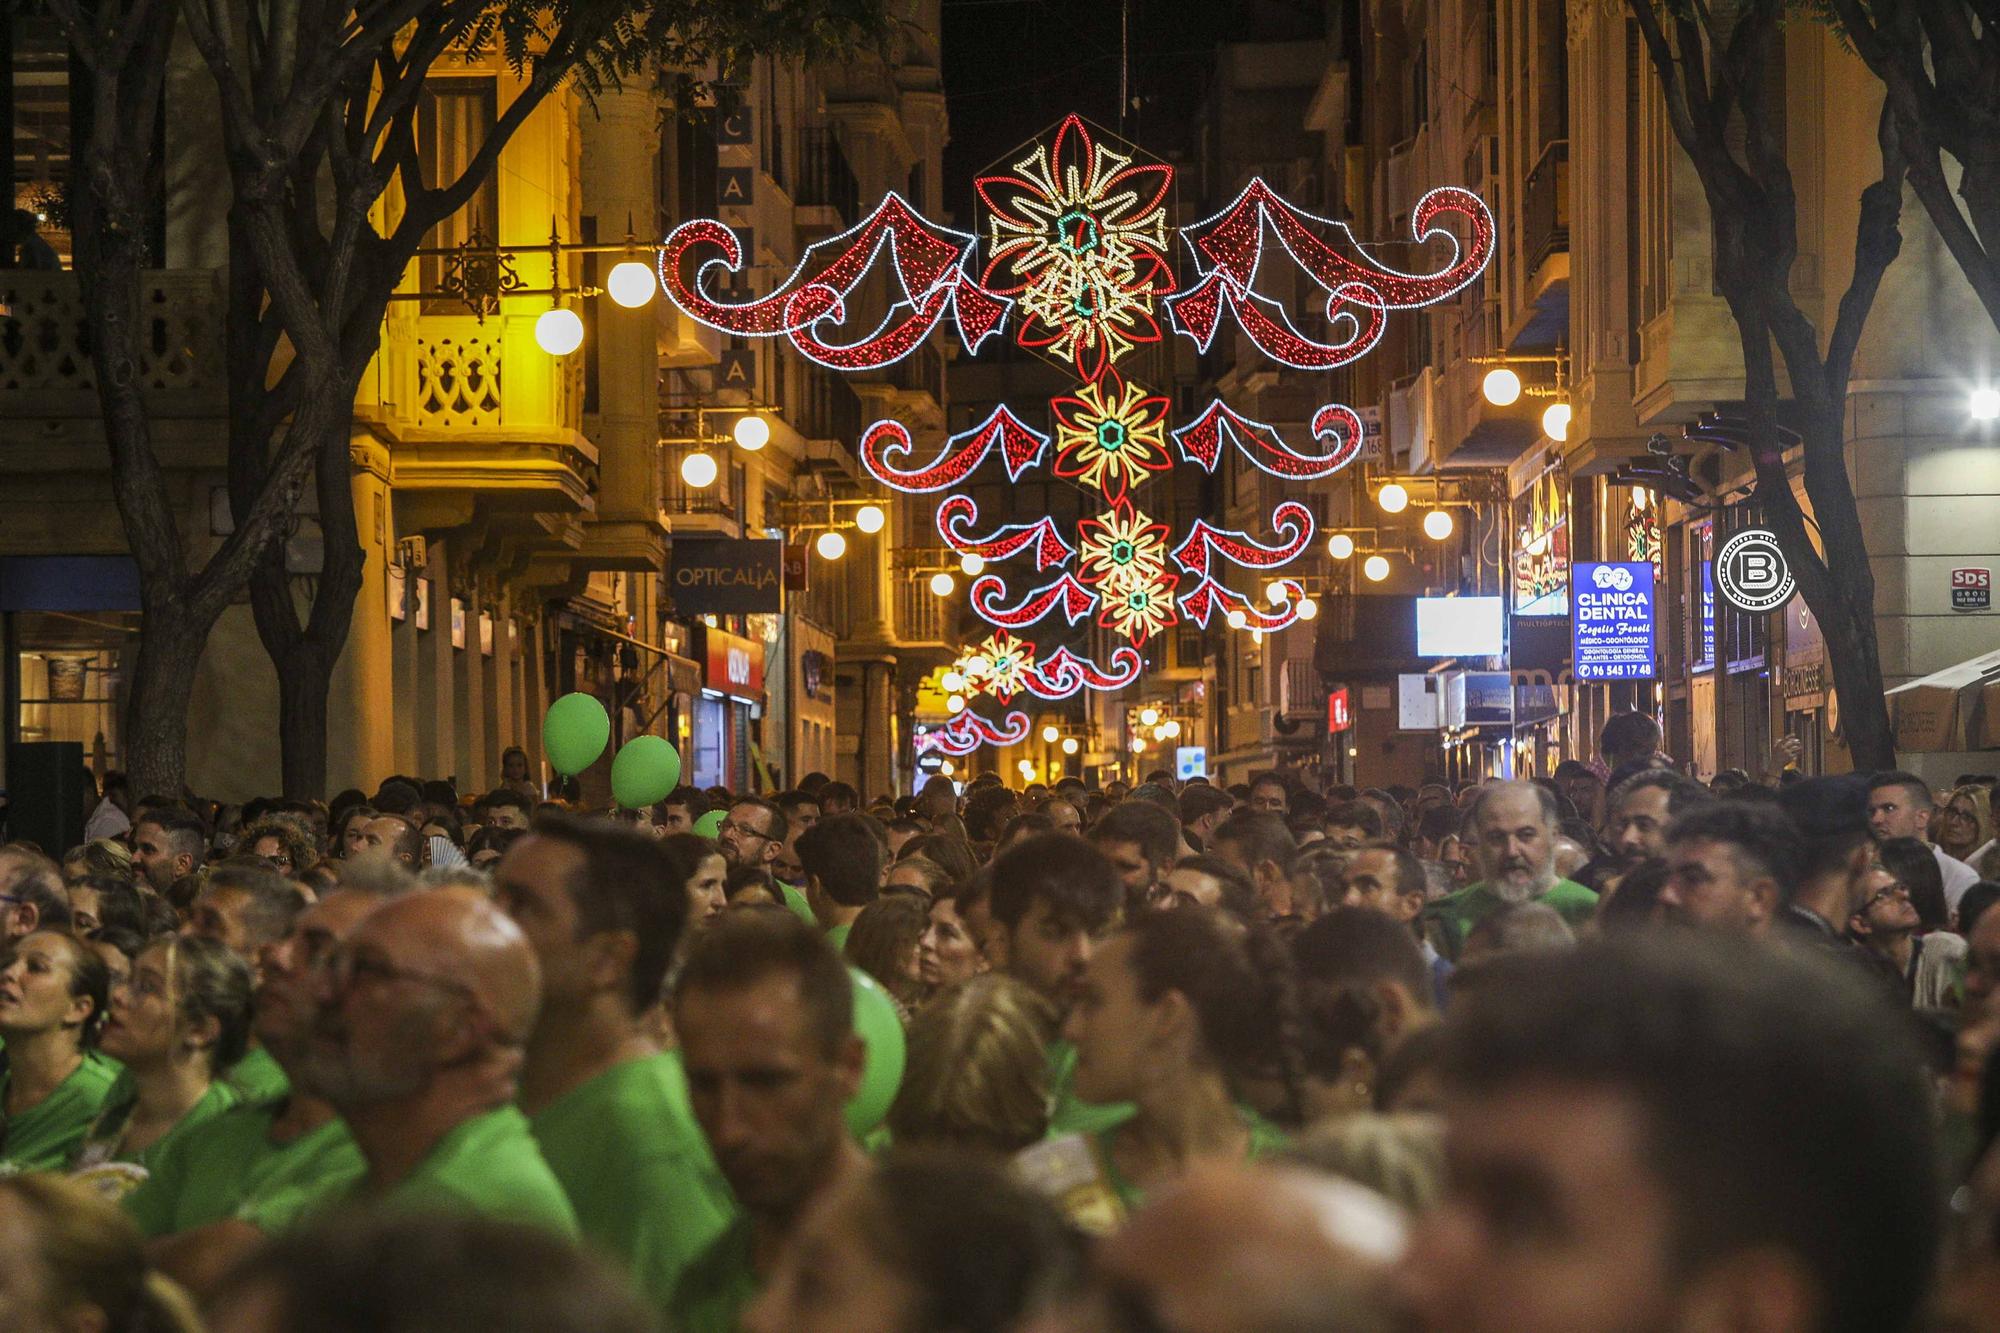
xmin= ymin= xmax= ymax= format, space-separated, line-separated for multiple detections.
xmin=0 ymin=1051 xmax=122 ymax=1174
xmin=70 ymin=1076 xmax=242 ymax=1201
xmin=667 ymin=1215 xmax=758 ymax=1333
xmin=825 ymin=922 xmax=852 ymax=955
xmin=1092 ymin=1109 xmax=1289 ymax=1213
xmin=778 ymin=882 xmax=814 ymax=925
xmin=300 ymin=1106 xmax=578 ymax=1236
xmin=1045 ymin=1039 xmax=1135 ymax=1136
xmin=222 ymin=1046 xmax=290 ymax=1106
xmin=1426 ymin=878 xmax=1599 ymax=960
xmin=530 ymin=1052 xmax=736 ymax=1310
xmin=123 ymin=1102 xmax=362 ymax=1238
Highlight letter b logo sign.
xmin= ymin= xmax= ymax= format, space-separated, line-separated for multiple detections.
xmin=1716 ymin=529 xmax=1794 ymax=613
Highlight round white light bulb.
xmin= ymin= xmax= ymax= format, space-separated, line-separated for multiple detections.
xmin=939 ymin=760 xmax=955 ymax=776
xmin=1139 ymin=707 xmax=1160 ymax=727
xmin=929 ymin=571 xmax=955 ymax=597
xmin=1424 ymin=509 xmax=1455 ymax=540
xmin=965 ymin=655 xmax=992 ymax=677
xmin=1298 ymin=597 xmax=1320 ymax=621
xmin=605 ymin=260 xmax=658 ymax=308
xmin=534 ymin=307 xmax=585 ymax=356
xmin=947 ymin=693 xmax=966 ymax=714
xmin=941 ymin=670 xmax=965 ymax=693
xmin=1062 ymin=736 xmax=1079 ymax=755
xmin=680 ymin=451 xmax=718 ymax=488
xmin=1131 ymin=737 xmax=1147 ymax=754
xmin=1227 ymin=609 xmax=1248 ymax=629
xmin=815 ymin=530 xmax=848 ymax=561
xmin=1541 ymin=401 xmax=1572 ymax=442
xmin=960 ymin=552 xmax=985 ymax=576
xmin=1328 ymin=533 xmax=1355 ymax=560
xmin=732 ymin=415 xmax=771 ymax=451
xmin=1363 ymin=554 xmax=1391 ymax=583
xmin=1265 ymin=579 xmax=1289 ymax=605
xmin=1482 ymin=367 xmax=1522 ymax=406
xmin=1377 ymin=482 xmax=1409 ymax=514
xmin=854 ymin=503 xmax=886 ymax=534
xmin=1042 ymin=724 xmax=1060 ymax=743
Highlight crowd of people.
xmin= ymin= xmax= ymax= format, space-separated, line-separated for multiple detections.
xmin=0 ymin=712 xmax=1998 ymax=1331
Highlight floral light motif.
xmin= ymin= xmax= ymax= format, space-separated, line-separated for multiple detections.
xmin=1077 ymin=501 xmax=1180 ymax=645
xmin=961 ymin=630 xmax=1037 ymax=703
xmin=976 ymin=115 xmax=1175 ymax=381
xmin=1050 ymin=373 xmax=1172 ymax=503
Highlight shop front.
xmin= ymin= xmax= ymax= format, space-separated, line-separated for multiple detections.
xmin=695 ymin=623 xmax=765 ymax=792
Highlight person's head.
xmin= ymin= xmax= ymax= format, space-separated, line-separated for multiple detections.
xmin=884 ymin=854 xmax=951 ymax=902
xmin=1249 ymin=774 xmax=1292 ymax=816
xmin=987 ymin=833 xmax=1121 ymax=1010
xmin=1397 ymin=935 xmax=1940 ymax=1333
xmin=661 ymin=832 xmax=728 ymax=928
xmin=1436 ymin=833 xmax=1473 ymax=888
xmin=132 ymin=810 xmax=206 ymax=894
xmin=371 ymin=779 xmax=423 ymax=817
xmin=1207 ymin=810 xmax=1299 ymax=920
xmin=480 ymin=789 xmax=533 ymax=834
xmin=1177 ymin=783 xmax=1234 ymax=846
xmin=331 ymin=804 xmax=378 ymax=861
xmin=300 ymin=887 xmax=541 ymax=1111
xmin=897 ymin=832 xmax=978 ymax=887
xmin=1333 ymin=845 xmax=1428 ymax=929
xmin=1464 ymin=781 xmax=1560 ymax=903
xmin=998 ymin=812 xmax=1055 ymax=852
xmin=0 ymin=1173 xmax=203 ymax=1333
xmin=1966 ymin=903 xmax=2000 ymax=1029
xmin=888 ymin=975 xmax=1056 ymax=1155
xmin=1457 ymin=901 xmax=1576 ymax=971
xmin=794 ymin=813 xmax=883 ymax=931
xmin=204 ymin=1211 xmax=655 ymax=1333
xmin=240 ymin=816 xmax=317 ymax=879
xmin=0 ymin=848 xmax=71 ymax=941
xmin=1082 ymin=1162 xmax=1405 ymax=1333
xmin=1937 ymin=782 xmax=1994 ymax=859
xmin=185 ymin=864 xmax=308 ymax=976
xmin=1292 ymin=907 xmax=1436 ymax=1121
xmin=963 ymin=785 xmax=1020 ymax=846
xmin=1658 ymin=800 xmax=1804 ymax=932
xmin=1778 ymin=775 xmax=1881 ymax=917
xmin=100 ymin=935 xmax=253 ymax=1080
xmin=776 ymin=789 xmax=823 ymax=834
xmin=1065 ymin=905 xmax=1290 ymax=1107
xmin=0 ymin=930 xmax=108 ymax=1050
xmin=1605 ymin=769 xmax=1712 ymax=867
xmin=254 ymin=887 xmax=396 ymax=1066
xmin=658 ymin=785 xmax=709 ymax=836
xmin=844 ymin=895 xmax=929 ymax=1008
xmin=883 ymin=817 xmax=926 ymax=859
xmin=744 ymin=1149 xmax=1084 ymax=1333
xmin=1598 ymin=710 xmax=1663 ymax=770
xmin=491 ymin=815 xmax=690 ymax=1022
xmin=1874 ymin=836 xmax=1948 ymax=934
xmin=355 ymin=814 xmax=423 ymax=869
xmin=499 ymin=746 xmax=532 ymax=785
xmin=1552 ymin=761 xmax=1607 ymax=825
xmin=917 ymin=775 xmax=958 ymax=822
xmin=1156 ymin=854 xmax=1259 ymax=921
xmin=672 ymin=910 xmax=862 ymax=1220
xmin=917 ymin=878 xmax=988 ymax=991
xmin=61 ymin=839 xmax=132 ymax=886
xmin=817 ymin=781 xmax=860 ymax=817
xmin=1323 ymin=800 xmax=1386 ymax=852
xmin=1867 ymin=770 xmax=1937 ymax=843
xmin=724 ymin=866 xmax=782 ymax=908
xmin=1035 ymin=795 xmax=1082 ymax=835
xmin=720 ymin=797 xmax=790 ymax=872
xmin=1088 ymin=801 xmax=1183 ymax=912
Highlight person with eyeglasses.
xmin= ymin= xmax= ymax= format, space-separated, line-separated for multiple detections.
xmin=717 ymin=798 xmax=814 ymax=923
xmin=256 ymin=886 xmax=576 ymax=1238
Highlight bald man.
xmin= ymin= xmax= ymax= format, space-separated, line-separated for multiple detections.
xmin=283 ymin=887 xmax=576 ymax=1235
xmin=1076 ymin=1163 xmax=1405 ymax=1332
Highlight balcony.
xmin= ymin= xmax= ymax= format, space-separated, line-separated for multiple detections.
xmin=1512 ymin=140 xmax=1570 ymax=348
xmin=376 ymin=312 xmax=596 ymax=528
xmin=0 ymin=270 xmax=224 ymax=437
xmin=794 ymin=127 xmax=861 ymax=232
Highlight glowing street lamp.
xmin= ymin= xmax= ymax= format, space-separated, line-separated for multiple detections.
xmin=1377 ymin=482 xmax=1409 ymax=514
xmin=732 ymin=414 xmax=771 ymax=451
xmin=534 ymin=306 xmax=584 ymax=355
xmin=1423 ymin=509 xmax=1455 ymax=540
xmin=855 ymin=504 xmax=886 ymax=534
xmin=680 ymin=451 xmax=718 ymax=488
xmin=1328 ymin=533 xmax=1355 ymax=560
xmin=815 ymin=530 xmax=847 ymax=560
xmin=1482 ymin=367 xmax=1522 ymax=405
xmin=1139 ymin=707 xmax=1160 ymax=727
xmin=1042 ymin=724 xmax=1060 ymax=743
xmin=1541 ymin=401 xmax=1572 ymax=442
xmin=1973 ymin=387 xmax=2000 ymax=421
xmin=605 ymin=260 xmax=658 ymax=308
xmin=929 ymin=571 xmax=955 ymax=597
xmin=1363 ymin=554 xmax=1391 ymax=582
xmin=960 ymin=553 xmax=986 ymax=576
xmin=1061 ymin=736 xmax=1079 ymax=755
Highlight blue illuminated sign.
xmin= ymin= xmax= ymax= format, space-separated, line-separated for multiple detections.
xmin=1572 ymin=562 xmax=1657 ymax=681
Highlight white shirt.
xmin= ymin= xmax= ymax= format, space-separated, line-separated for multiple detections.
xmin=1934 ymin=844 xmax=1980 ymax=910
xmin=82 ymin=797 xmax=130 ymax=843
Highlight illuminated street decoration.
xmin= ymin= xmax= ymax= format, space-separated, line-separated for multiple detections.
xmin=658 ymin=194 xmax=1011 ymax=368
xmin=657 ymin=114 xmax=1493 ymax=673
xmin=975 ymin=114 xmax=1174 ymax=382
xmin=915 ymin=707 xmax=1031 ymax=756
xmin=1170 ymin=182 xmax=1495 ymax=368
xmin=1049 ymin=373 xmax=1173 ymax=503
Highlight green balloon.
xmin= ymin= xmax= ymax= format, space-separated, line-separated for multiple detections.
xmin=542 ymin=693 xmax=610 ymax=776
xmin=692 ymin=809 xmax=726 ymax=839
xmin=845 ymin=968 xmax=906 ymax=1137
xmin=610 ymin=735 xmax=682 ymax=809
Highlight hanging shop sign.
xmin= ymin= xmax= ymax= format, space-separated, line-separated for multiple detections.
xmin=1714 ymin=528 xmax=1794 ymax=614
xmin=1512 ymin=462 xmax=1570 ymax=617
xmin=700 ymin=624 xmax=765 ymax=702
xmin=669 ymin=538 xmax=783 ymax=614
xmin=1952 ymin=567 xmax=1992 ymax=612
xmin=1571 ymin=562 xmax=1657 ymax=682
xmin=1175 ymin=745 xmax=1208 ymax=780
xmin=1327 ymin=687 xmax=1352 ymax=734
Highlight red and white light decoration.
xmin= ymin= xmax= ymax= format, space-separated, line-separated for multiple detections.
xmin=657 ymin=115 xmax=1494 ymax=750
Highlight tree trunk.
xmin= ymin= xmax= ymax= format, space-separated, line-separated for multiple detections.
xmin=121 ymin=594 xmax=213 ymax=800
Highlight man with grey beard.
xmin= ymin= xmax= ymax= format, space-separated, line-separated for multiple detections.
xmin=1425 ymin=781 xmax=1597 ymax=961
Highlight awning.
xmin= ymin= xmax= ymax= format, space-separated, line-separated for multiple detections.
xmin=1887 ymin=647 xmax=2000 ymax=752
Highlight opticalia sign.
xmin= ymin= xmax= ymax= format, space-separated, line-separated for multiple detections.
xmin=1570 ymin=561 xmax=1657 ymax=682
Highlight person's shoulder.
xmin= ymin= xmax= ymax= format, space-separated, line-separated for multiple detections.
xmin=1428 ymin=882 xmax=1491 ymax=916
xmin=666 ymin=1215 xmax=756 ymax=1328
xmin=1546 ymin=878 xmax=1600 ymax=905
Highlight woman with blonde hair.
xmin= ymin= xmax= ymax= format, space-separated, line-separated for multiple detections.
xmin=1938 ymin=784 xmax=1996 ymax=870
xmin=888 ymin=973 xmax=1058 ymax=1155
xmin=0 ymin=1173 xmax=202 ymax=1332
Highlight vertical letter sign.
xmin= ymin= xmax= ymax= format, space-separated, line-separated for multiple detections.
xmin=1571 ymin=562 xmax=1657 ymax=681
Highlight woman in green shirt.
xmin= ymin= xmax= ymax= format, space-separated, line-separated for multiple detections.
xmin=71 ymin=936 xmax=253 ymax=1200
xmin=1050 ymin=906 xmax=1291 ymax=1220
xmin=0 ymin=930 xmax=118 ymax=1172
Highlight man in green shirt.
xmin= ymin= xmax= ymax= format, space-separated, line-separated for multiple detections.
xmin=1426 ymin=780 xmax=1598 ymax=960
xmin=136 ymin=884 xmax=388 ymax=1292
xmin=495 ymin=815 xmax=736 ymax=1311
xmin=285 ymin=886 xmax=576 ymax=1235
xmin=183 ymin=862 xmax=310 ymax=1107
xmin=985 ymin=832 xmax=1131 ymax=1136
xmin=669 ymin=911 xmax=866 ymax=1333
xmin=796 ymin=813 xmax=880 ymax=955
